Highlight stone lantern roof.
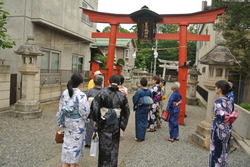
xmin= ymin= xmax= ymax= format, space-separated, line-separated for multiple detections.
xmin=15 ymin=35 xmax=44 ymax=56
xmin=200 ymin=38 xmax=238 ymax=66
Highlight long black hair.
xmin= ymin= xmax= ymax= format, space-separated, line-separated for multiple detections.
xmin=215 ymin=80 xmax=233 ymax=95
xmin=67 ymin=73 xmax=83 ymax=98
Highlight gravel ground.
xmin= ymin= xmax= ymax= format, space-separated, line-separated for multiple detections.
xmin=0 ymin=102 xmax=61 ymax=167
xmin=1 ymin=89 xmax=250 ymax=167
xmin=122 ymin=105 xmax=250 ymax=167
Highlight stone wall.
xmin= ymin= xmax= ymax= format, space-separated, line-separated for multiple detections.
xmin=233 ymin=105 xmax=250 ymax=139
xmin=0 ymin=66 xmax=10 ymax=110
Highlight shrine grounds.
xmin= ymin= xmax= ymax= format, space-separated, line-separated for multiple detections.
xmin=1 ymin=83 xmax=250 ymax=167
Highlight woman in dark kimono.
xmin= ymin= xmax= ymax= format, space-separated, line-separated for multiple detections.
xmin=209 ymin=80 xmax=234 ymax=167
xmin=165 ymin=82 xmax=182 ymax=142
xmin=132 ymin=77 xmax=152 ymax=142
xmin=90 ymin=74 xmax=130 ymax=167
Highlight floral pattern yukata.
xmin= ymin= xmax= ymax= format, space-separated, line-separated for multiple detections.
xmin=148 ymin=84 xmax=161 ymax=130
xmin=209 ymin=96 xmax=234 ymax=167
xmin=57 ymin=88 xmax=90 ymax=164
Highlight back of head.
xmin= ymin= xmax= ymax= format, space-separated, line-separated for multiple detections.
xmin=109 ymin=74 xmax=120 ymax=90
xmin=153 ymin=75 xmax=161 ymax=84
xmin=67 ymin=73 xmax=83 ymax=97
xmin=160 ymin=79 xmax=166 ymax=86
xmin=140 ymin=77 xmax=148 ymax=87
xmin=215 ymin=80 xmax=232 ymax=95
xmin=94 ymin=75 xmax=103 ymax=86
xmin=119 ymin=75 xmax=125 ymax=85
xmin=173 ymin=82 xmax=180 ymax=90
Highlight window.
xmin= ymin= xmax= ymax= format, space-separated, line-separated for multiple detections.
xmin=82 ymin=0 xmax=93 ymax=26
xmin=41 ymin=50 xmax=60 ymax=73
xmin=124 ymin=49 xmax=130 ymax=59
xmin=72 ymin=54 xmax=84 ymax=72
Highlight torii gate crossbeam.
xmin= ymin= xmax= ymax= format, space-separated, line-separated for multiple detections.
xmin=81 ymin=7 xmax=226 ymax=124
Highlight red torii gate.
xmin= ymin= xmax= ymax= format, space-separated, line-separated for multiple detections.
xmin=82 ymin=7 xmax=226 ymax=124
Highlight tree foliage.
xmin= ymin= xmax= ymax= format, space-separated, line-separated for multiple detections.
xmin=0 ymin=2 xmax=15 ymax=49
xmin=100 ymin=24 xmax=198 ymax=74
xmin=212 ymin=0 xmax=250 ymax=74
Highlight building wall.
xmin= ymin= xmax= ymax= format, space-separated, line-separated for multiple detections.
xmin=196 ymin=23 xmax=217 ymax=92
xmin=0 ymin=66 xmax=10 ymax=110
xmin=0 ymin=0 xmax=98 ymax=104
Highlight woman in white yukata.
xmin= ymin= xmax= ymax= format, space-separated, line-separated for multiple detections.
xmin=57 ymin=73 xmax=90 ymax=167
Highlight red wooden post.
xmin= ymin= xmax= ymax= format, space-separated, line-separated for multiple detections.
xmin=105 ymin=23 xmax=119 ymax=86
xmin=90 ymin=60 xmax=100 ymax=79
xmin=178 ymin=24 xmax=188 ymax=125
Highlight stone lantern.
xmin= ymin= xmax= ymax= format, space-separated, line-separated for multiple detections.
xmin=13 ymin=35 xmax=44 ymax=118
xmin=192 ymin=37 xmax=238 ymax=149
xmin=187 ymin=65 xmax=201 ymax=105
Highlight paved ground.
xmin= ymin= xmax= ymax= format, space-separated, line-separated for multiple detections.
xmin=1 ymin=83 xmax=250 ymax=167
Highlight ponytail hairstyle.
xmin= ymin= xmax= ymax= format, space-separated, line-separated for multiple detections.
xmin=109 ymin=74 xmax=120 ymax=90
xmin=215 ymin=80 xmax=232 ymax=96
xmin=67 ymin=73 xmax=83 ymax=98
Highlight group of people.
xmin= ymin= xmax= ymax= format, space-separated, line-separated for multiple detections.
xmin=132 ymin=76 xmax=182 ymax=143
xmin=56 ymin=71 xmax=235 ymax=167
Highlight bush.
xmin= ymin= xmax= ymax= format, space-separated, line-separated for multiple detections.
xmin=239 ymin=103 xmax=250 ymax=112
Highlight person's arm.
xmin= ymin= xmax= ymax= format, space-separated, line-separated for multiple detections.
xmin=78 ymin=93 xmax=90 ymax=120
xmin=120 ymin=95 xmax=130 ymax=131
xmin=132 ymin=91 xmax=140 ymax=107
xmin=56 ymin=92 xmax=65 ymax=127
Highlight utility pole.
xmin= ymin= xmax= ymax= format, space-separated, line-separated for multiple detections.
xmin=153 ymin=25 xmax=158 ymax=76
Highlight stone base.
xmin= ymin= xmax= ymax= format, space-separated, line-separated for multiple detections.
xmin=186 ymin=97 xmax=199 ymax=105
xmin=192 ymin=120 xmax=237 ymax=151
xmin=192 ymin=120 xmax=211 ymax=150
xmin=14 ymin=100 xmax=42 ymax=118
xmin=12 ymin=109 xmax=42 ymax=119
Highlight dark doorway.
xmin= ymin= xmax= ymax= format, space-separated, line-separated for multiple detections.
xmin=10 ymin=74 xmax=17 ymax=105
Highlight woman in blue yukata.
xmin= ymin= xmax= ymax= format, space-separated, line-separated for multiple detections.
xmin=57 ymin=73 xmax=90 ymax=167
xmin=165 ymin=82 xmax=182 ymax=142
xmin=209 ymin=80 xmax=234 ymax=167
xmin=132 ymin=77 xmax=152 ymax=142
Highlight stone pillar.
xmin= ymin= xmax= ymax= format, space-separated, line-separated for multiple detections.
xmin=0 ymin=65 xmax=10 ymax=110
xmin=13 ymin=35 xmax=44 ymax=118
xmin=187 ymin=65 xmax=201 ymax=105
xmin=192 ymin=80 xmax=217 ymax=149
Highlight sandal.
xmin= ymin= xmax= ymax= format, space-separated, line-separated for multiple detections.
xmin=165 ymin=137 xmax=174 ymax=142
xmin=174 ymin=138 xmax=179 ymax=141
xmin=147 ymin=129 xmax=156 ymax=132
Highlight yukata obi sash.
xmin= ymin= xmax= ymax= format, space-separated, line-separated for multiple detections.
xmin=100 ymin=108 xmax=121 ymax=126
xmin=100 ymin=107 xmax=121 ymax=118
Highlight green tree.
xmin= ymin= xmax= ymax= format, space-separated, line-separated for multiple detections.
xmin=102 ymin=25 xmax=130 ymax=33
xmin=212 ymin=1 xmax=250 ymax=75
xmin=0 ymin=2 xmax=15 ymax=49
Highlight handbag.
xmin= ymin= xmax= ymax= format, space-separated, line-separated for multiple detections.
xmin=90 ymin=132 xmax=99 ymax=157
xmin=55 ymin=127 xmax=64 ymax=143
xmin=161 ymin=110 xmax=170 ymax=122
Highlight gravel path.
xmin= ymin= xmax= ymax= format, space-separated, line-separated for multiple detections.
xmin=122 ymin=105 xmax=250 ymax=167
xmin=1 ymin=91 xmax=250 ymax=167
xmin=0 ymin=102 xmax=61 ymax=167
